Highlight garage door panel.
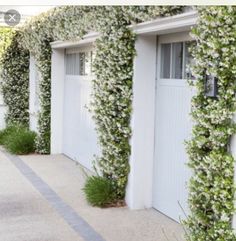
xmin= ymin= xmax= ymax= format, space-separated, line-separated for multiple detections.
xmin=153 ymin=35 xmax=194 ymax=222
xmin=63 ymin=49 xmax=99 ymax=171
xmin=153 ymin=84 xmax=192 ymax=221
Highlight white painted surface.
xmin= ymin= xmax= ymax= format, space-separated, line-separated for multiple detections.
xmin=51 ymin=37 xmax=97 ymax=155
xmin=63 ymin=74 xmax=99 ymax=170
xmin=0 ymin=104 xmax=6 ymax=129
xmin=127 ymin=31 xmax=193 ymax=223
xmin=131 ymin=11 xmax=197 ymax=35
xmin=126 ymin=35 xmax=157 ymax=209
xmin=51 ymin=48 xmax=65 ymax=154
xmin=51 ymin=43 xmax=99 ymax=171
xmin=231 ymin=114 xmax=236 ymax=230
xmin=50 ymin=32 xmax=99 ymax=49
xmin=29 ymin=54 xmax=40 ymax=132
xmin=152 ymin=33 xmax=193 ymax=222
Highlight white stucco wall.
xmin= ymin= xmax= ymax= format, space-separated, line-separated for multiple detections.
xmin=125 ymin=35 xmax=157 ymax=209
xmin=29 ymin=54 xmax=40 ymax=133
xmin=50 ymin=48 xmax=65 ymax=154
xmin=230 ymin=114 xmax=236 ymax=230
xmin=0 ymin=92 xmax=6 ymax=129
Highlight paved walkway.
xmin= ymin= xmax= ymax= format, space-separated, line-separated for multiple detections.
xmin=0 ymin=150 xmax=185 ymax=241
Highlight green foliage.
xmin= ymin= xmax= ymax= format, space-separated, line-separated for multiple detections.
xmin=34 ymin=41 xmax=52 ymax=153
xmin=83 ymin=176 xmax=116 ymax=207
xmin=185 ymin=6 xmax=236 ymax=241
xmin=0 ymin=27 xmax=14 ymax=61
xmin=0 ymin=31 xmax=30 ymax=126
xmin=3 ymin=125 xmax=36 ymax=154
xmin=0 ymin=125 xmax=18 ymax=145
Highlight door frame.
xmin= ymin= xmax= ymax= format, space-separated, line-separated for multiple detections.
xmin=62 ymin=45 xmax=98 ymax=170
xmin=50 ymin=38 xmax=95 ymax=155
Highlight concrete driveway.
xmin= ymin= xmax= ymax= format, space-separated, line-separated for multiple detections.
xmin=0 ymin=150 xmax=185 ymax=241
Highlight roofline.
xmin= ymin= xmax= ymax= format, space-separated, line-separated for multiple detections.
xmin=50 ymin=11 xmax=198 ymax=48
xmin=130 ymin=10 xmax=198 ymax=35
xmin=50 ymin=32 xmax=99 ymax=49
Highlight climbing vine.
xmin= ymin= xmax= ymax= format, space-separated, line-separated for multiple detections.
xmin=0 ymin=31 xmax=29 ymax=126
xmin=0 ymin=27 xmax=14 ymax=60
xmin=185 ymin=6 xmax=236 ymax=241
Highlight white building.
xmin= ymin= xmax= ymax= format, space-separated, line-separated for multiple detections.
xmin=30 ymin=9 xmax=236 ymax=227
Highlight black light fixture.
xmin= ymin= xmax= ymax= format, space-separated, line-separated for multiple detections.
xmin=204 ymin=74 xmax=218 ymax=98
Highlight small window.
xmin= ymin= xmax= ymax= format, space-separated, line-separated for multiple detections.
xmin=65 ymin=51 xmax=93 ymax=76
xmin=172 ymin=42 xmax=183 ymax=79
xmin=65 ymin=53 xmax=79 ymax=75
xmin=160 ymin=41 xmax=194 ymax=79
xmin=160 ymin=43 xmax=171 ymax=79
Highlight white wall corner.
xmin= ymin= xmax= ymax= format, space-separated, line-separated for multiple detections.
xmin=231 ymin=114 xmax=236 ymax=230
xmin=50 ymin=48 xmax=65 ymax=154
xmin=29 ymin=54 xmax=39 ymax=133
xmin=126 ymin=35 xmax=157 ymax=209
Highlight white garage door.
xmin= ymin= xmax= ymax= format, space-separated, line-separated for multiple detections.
xmin=63 ymin=47 xmax=99 ymax=170
xmin=153 ymin=33 xmax=194 ymax=222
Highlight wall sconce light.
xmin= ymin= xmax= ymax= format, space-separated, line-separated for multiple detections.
xmin=204 ymin=74 xmax=218 ymax=98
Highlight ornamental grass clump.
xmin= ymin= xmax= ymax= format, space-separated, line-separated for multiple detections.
xmin=0 ymin=125 xmax=18 ymax=145
xmin=83 ymin=176 xmax=117 ymax=207
xmin=3 ymin=125 xmax=36 ymax=155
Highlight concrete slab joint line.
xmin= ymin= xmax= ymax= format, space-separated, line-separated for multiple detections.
xmin=3 ymin=150 xmax=106 ymax=241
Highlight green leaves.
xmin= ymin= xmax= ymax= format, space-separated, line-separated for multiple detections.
xmin=0 ymin=31 xmax=29 ymax=126
xmin=83 ymin=175 xmax=116 ymax=207
xmin=185 ymin=6 xmax=236 ymax=241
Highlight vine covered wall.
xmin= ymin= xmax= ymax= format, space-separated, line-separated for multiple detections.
xmin=185 ymin=6 xmax=236 ymax=241
xmin=0 ymin=31 xmax=30 ymax=126
xmin=0 ymin=27 xmax=14 ymax=60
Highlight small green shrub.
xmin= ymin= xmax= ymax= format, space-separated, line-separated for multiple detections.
xmin=0 ymin=125 xmax=18 ymax=145
xmin=4 ymin=126 xmax=36 ymax=154
xmin=83 ymin=176 xmax=116 ymax=207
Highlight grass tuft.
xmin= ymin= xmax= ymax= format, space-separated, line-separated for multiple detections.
xmin=0 ymin=125 xmax=18 ymax=145
xmin=83 ymin=176 xmax=116 ymax=207
xmin=0 ymin=125 xmax=36 ymax=155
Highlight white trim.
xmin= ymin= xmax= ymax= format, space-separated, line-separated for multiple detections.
xmin=130 ymin=11 xmax=198 ymax=35
xmin=126 ymin=35 xmax=157 ymax=209
xmin=50 ymin=32 xmax=99 ymax=49
xmin=231 ymin=114 xmax=236 ymax=230
xmin=51 ymin=48 xmax=65 ymax=154
xmin=158 ymin=31 xmax=192 ymax=43
xmin=65 ymin=45 xmax=93 ymax=54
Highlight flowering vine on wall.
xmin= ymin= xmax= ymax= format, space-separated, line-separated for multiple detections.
xmin=0 ymin=31 xmax=30 ymax=126
xmin=0 ymin=27 xmax=14 ymax=60
xmin=185 ymin=6 xmax=236 ymax=241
